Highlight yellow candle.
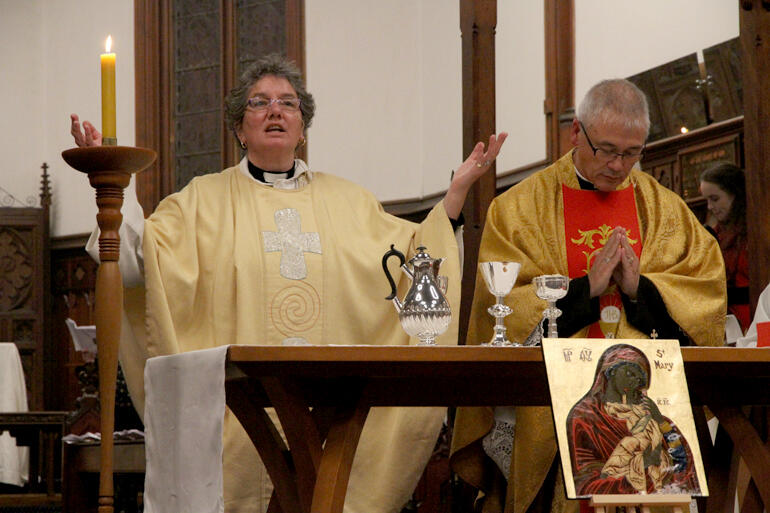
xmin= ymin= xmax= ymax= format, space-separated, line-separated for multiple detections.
xmin=100 ymin=35 xmax=116 ymax=141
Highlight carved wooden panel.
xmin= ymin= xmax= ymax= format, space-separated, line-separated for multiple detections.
xmin=703 ymin=37 xmax=742 ymax=123
xmin=0 ymin=228 xmax=34 ymax=311
xmin=50 ymin=243 xmax=97 ymax=412
xmin=630 ymin=54 xmax=709 ymax=141
xmin=654 ymin=54 xmax=709 ymax=137
xmin=628 ymin=70 xmax=668 ymax=143
xmin=0 ymin=208 xmax=47 ymax=410
xmin=50 ymin=241 xmax=142 ymax=433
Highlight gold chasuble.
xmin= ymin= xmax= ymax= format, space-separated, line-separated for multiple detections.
xmin=121 ymin=160 xmax=461 ymax=513
xmin=451 ymin=151 xmax=725 ymax=513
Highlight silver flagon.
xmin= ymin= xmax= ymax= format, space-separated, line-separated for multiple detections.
xmin=383 ymin=245 xmax=451 ymax=345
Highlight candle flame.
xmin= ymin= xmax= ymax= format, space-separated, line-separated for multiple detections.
xmin=680 ymin=126 xmax=689 ymax=134
xmin=105 ymin=35 xmax=113 ymax=53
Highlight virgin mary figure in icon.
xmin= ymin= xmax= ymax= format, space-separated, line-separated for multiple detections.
xmin=566 ymin=344 xmax=700 ymax=495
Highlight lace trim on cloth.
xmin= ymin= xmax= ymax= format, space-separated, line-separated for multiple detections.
xmin=482 ymin=417 xmax=515 ymax=481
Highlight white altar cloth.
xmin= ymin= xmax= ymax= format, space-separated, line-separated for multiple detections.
xmin=143 ymin=346 xmax=227 ymax=513
xmin=0 ymin=342 xmax=29 ymax=487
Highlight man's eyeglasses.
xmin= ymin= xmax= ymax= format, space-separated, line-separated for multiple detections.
xmin=579 ymin=121 xmax=644 ymax=164
xmin=246 ymin=96 xmax=301 ymax=112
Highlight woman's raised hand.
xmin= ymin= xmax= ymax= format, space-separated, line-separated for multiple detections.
xmin=70 ymin=114 xmax=103 ymax=147
xmin=444 ymin=132 xmax=508 ymax=220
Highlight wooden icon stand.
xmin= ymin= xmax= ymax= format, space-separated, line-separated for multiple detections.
xmin=590 ymin=494 xmax=692 ymax=513
xmin=61 ymin=145 xmax=156 ymax=513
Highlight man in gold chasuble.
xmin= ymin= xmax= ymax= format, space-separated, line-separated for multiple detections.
xmin=75 ymin=55 xmax=507 ymax=513
xmin=451 ymin=79 xmax=725 ymax=513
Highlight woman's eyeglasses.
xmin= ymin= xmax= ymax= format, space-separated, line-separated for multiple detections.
xmin=246 ymin=96 xmax=301 ymax=112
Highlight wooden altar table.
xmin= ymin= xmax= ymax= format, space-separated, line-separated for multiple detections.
xmin=224 ymin=345 xmax=770 ymax=513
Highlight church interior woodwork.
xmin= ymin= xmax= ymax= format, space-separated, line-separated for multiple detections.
xmin=3 ymin=1 xmax=770 ymax=512
xmin=0 ymin=171 xmax=50 ymax=412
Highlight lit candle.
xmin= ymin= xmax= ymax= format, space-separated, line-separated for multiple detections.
xmin=100 ymin=35 xmax=116 ymax=143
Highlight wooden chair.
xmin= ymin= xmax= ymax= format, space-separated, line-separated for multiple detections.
xmin=0 ymin=412 xmax=68 ymax=509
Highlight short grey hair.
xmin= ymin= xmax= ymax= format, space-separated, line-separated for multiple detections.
xmin=224 ymin=54 xmax=316 ymax=134
xmin=577 ymin=79 xmax=650 ymax=137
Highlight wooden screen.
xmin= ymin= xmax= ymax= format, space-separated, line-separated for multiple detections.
xmin=0 ymin=170 xmax=51 ymax=410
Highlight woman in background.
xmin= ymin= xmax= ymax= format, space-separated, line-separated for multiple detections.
xmin=700 ymin=163 xmax=749 ymax=332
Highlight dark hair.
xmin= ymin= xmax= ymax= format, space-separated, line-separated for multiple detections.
xmin=700 ymin=162 xmax=746 ymax=227
xmin=224 ymin=54 xmax=316 ymax=135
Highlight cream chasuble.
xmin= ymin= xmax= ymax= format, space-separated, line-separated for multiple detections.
xmin=451 ymin=151 xmax=725 ymax=513
xmin=120 ymin=159 xmax=461 ymax=513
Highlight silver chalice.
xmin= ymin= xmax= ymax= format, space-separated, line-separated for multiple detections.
xmin=533 ymin=274 xmax=569 ymax=338
xmin=479 ymin=262 xmax=521 ymax=346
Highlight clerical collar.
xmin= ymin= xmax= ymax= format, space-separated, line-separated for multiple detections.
xmin=574 ymin=167 xmax=597 ymax=190
xmin=247 ymin=160 xmax=295 ymax=184
xmin=238 ymin=157 xmax=311 ymax=190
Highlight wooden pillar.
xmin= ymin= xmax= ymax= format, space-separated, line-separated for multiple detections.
xmin=459 ymin=0 xmax=497 ymax=345
xmin=134 ymin=0 xmax=173 ymax=216
xmin=286 ymin=0 xmax=306 ymax=82
xmin=222 ymin=0 xmax=238 ymax=169
xmin=739 ymin=12 xmax=770 ymax=513
xmin=740 ymin=2 xmax=770 ymax=310
xmin=286 ymin=0 xmax=308 ymax=163
xmin=544 ymin=0 xmax=575 ymax=159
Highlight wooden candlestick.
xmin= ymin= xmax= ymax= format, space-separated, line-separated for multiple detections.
xmin=62 ymin=146 xmax=156 ymax=513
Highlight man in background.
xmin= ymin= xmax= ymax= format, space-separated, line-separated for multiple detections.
xmin=451 ymin=78 xmax=725 ymax=513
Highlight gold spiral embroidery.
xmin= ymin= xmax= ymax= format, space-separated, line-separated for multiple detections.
xmin=270 ymin=282 xmax=321 ymax=336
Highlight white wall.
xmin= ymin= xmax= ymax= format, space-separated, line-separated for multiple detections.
xmin=305 ymin=0 xmax=462 ymax=202
xmin=1 ymin=1 xmax=742 ymax=236
xmin=1 ymin=1 xmax=45 ymax=208
xmin=1 ymin=0 xmax=134 ymax=237
xmin=575 ymin=1 xmax=739 ymax=105
xmin=496 ymin=1 xmax=546 ymax=174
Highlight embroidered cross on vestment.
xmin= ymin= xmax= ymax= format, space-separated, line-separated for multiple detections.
xmin=263 ymin=208 xmax=322 ymax=280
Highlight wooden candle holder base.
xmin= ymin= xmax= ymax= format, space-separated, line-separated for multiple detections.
xmin=62 ymin=146 xmax=156 ymax=513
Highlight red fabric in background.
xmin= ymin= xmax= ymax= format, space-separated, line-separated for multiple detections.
xmin=715 ymin=224 xmax=750 ymax=332
xmin=757 ymin=322 xmax=770 ymax=347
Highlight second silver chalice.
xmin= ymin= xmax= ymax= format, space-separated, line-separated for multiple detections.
xmin=480 ymin=262 xmax=521 ymax=346
xmin=533 ymin=274 xmax=569 ymax=338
